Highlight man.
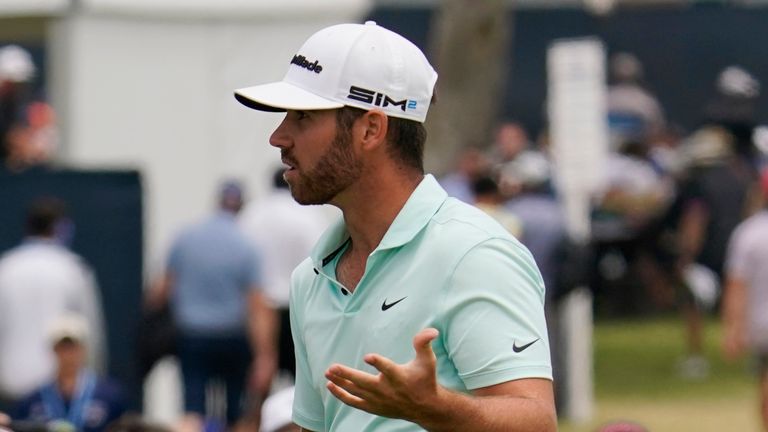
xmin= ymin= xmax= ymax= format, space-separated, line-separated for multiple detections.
xmin=0 ymin=197 xmax=104 ymax=408
xmin=148 ymin=181 xmax=276 ymax=429
xmin=675 ymin=126 xmax=750 ymax=379
xmin=12 ymin=313 xmax=125 ymax=432
xmin=721 ymin=169 xmax=768 ymax=431
xmin=239 ymin=168 xmax=330 ymax=380
xmin=234 ymin=21 xmax=555 ymax=431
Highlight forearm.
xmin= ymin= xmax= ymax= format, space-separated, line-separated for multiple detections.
xmin=417 ymin=387 xmax=557 ymax=432
xmin=249 ymin=293 xmax=278 ymax=359
xmin=146 ymin=273 xmax=173 ymax=310
xmin=722 ymin=278 xmax=746 ymax=334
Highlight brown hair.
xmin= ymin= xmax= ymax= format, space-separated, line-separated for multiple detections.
xmin=335 ymin=106 xmax=426 ymax=173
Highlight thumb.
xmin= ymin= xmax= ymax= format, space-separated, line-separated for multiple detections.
xmin=412 ymin=328 xmax=439 ymax=361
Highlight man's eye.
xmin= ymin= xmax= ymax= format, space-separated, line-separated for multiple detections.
xmin=296 ymin=111 xmax=309 ymax=120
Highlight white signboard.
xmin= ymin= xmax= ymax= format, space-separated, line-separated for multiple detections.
xmin=548 ymin=37 xmax=608 ymax=212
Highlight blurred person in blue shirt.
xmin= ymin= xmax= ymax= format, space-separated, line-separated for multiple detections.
xmin=147 ymin=181 xmax=276 ymax=430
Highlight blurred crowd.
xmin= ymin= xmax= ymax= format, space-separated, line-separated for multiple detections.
xmin=1 ymin=40 xmax=767 ymax=431
xmin=438 ymin=51 xmax=767 ymax=385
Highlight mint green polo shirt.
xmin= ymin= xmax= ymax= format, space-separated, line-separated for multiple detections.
xmin=289 ymin=175 xmax=552 ymax=432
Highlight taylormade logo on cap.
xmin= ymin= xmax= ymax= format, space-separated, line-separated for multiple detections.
xmin=234 ymin=21 xmax=438 ymax=123
xmin=290 ymin=55 xmax=323 ymax=74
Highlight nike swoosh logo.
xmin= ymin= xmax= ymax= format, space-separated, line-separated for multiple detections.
xmin=381 ymin=296 xmax=407 ymax=311
xmin=513 ymin=338 xmax=540 ymax=353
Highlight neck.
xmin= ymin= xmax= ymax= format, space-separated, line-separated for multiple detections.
xmin=335 ymin=169 xmax=423 ymax=255
xmin=57 ymin=368 xmax=80 ymax=398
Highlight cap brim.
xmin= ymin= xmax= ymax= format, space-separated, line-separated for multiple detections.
xmin=234 ymin=81 xmax=344 ymax=112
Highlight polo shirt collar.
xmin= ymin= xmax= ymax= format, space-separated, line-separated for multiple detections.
xmin=312 ymin=174 xmax=447 ymax=268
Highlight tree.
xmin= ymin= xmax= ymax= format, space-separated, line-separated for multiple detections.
xmin=425 ymin=0 xmax=511 ymax=174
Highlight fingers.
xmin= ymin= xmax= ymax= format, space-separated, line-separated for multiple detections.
xmin=364 ymin=353 xmax=399 ymax=376
xmin=326 ymin=381 xmax=369 ymax=411
xmin=327 ymin=370 xmax=371 ymax=400
xmin=412 ymin=328 xmax=439 ymax=360
xmin=326 ymin=363 xmax=378 ymax=389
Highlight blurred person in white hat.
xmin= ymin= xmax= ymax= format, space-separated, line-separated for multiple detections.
xmin=0 ymin=45 xmax=35 ymax=83
xmin=703 ymin=65 xmax=761 ymax=170
xmin=0 ymin=44 xmax=57 ymax=172
xmin=0 ymin=44 xmax=35 ymax=166
xmin=235 ymin=21 xmax=555 ymax=431
xmin=10 ymin=313 xmax=125 ymax=432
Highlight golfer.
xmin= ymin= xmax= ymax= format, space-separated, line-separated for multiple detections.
xmin=235 ymin=21 xmax=555 ymax=432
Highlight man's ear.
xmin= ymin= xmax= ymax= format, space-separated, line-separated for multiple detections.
xmin=357 ymin=110 xmax=389 ymax=151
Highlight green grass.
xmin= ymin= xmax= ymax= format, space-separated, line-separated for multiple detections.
xmin=559 ymin=315 xmax=761 ymax=432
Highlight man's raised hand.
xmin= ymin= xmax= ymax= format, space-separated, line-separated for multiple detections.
xmin=324 ymin=328 xmax=442 ymax=422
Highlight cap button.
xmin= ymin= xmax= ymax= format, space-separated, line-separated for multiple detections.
xmin=365 ymin=20 xmax=377 ymax=26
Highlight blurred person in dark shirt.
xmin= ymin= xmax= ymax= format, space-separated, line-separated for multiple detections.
xmin=672 ymin=126 xmax=752 ymax=379
xmin=12 ymin=313 xmax=124 ymax=432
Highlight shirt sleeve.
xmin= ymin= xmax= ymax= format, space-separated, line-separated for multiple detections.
xmin=244 ymin=243 xmax=264 ymax=292
xmin=289 ymin=268 xmax=325 ymax=431
xmin=440 ymin=238 xmax=553 ymax=390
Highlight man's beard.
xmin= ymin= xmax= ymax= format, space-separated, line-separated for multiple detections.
xmin=286 ymin=126 xmax=363 ymax=205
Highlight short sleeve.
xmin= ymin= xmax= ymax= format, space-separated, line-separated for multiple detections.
xmin=289 ymin=270 xmax=325 ymax=431
xmin=440 ymin=238 xmax=552 ymax=390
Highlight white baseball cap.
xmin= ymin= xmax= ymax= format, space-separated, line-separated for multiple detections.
xmin=48 ymin=313 xmax=89 ymax=346
xmin=235 ymin=21 xmax=438 ymax=123
xmin=0 ymin=44 xmax=35 ymax=83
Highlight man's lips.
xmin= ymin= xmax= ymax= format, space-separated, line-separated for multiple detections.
xmin=281 ymin=154 xmax=298 ymax=170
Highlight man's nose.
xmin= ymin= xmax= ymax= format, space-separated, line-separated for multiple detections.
xmin=269 ymin=116 xmax=291 ymax=149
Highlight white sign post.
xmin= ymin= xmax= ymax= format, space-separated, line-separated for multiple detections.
xmin=547 ymin=37 xmax=609 ymax=423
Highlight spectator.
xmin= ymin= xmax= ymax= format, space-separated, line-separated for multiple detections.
xmin=492 ymin=121 xmax=532 ymax=165
xmin=674 ymin=126 xmax=751 ymax=378
xmin=147 ymin=181 xmax=276 ymax=430
xmin=721 ymin=169 xmax=768 ymax=431
xmin=703 ymin=65 xmax=761 ymax=169
xmin=12 ymin=313 xmax=125 ymax=432
xmin=606 ymin=52 xmax=665 ymax=149
xmin=0 ymin=44 xmax=35 ymax=167
xmin=439 ymin=146 xmax=490 ymax=203
xmin=0 ymin=197 xmax=104 ymax=410
xmin=239 ymin=168 xmax=329 ymax=381
xmin=472 ymin=174 xmax=522 ymax=238
xmin=0 ymin=45 xmax=56 ymax=173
